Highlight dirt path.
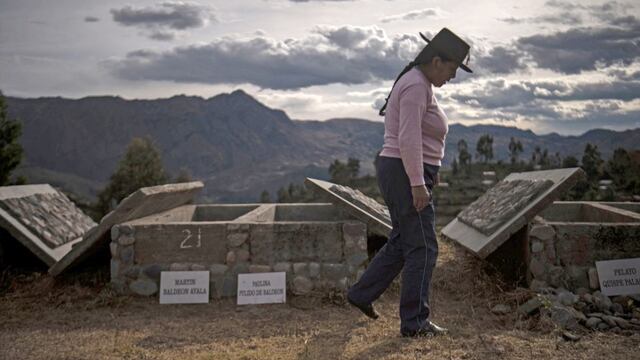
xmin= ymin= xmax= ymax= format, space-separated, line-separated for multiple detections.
xmin=1 ymin=238 xmax=639 ymax=359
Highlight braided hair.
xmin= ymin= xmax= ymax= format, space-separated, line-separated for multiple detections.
xmin=378 ymin=46 xmax=451 ymax=116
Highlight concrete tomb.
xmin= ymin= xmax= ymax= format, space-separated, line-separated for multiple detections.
xmin=0 ymin=184 xmax=95 ymax=266
xmin=529 ymin=201 xmax=640 ymax=290
xmin=49 ymin=181 xmax=204 ymax=276
xmin=109 ymin=203 xmax=369 ymax=298
xmin=443 ymin=167 xmax=640 ymax=292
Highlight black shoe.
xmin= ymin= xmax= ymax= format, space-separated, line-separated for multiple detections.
xmin=401 ymin=321 xmax=449 ymax=337
xmin=347 ymin=296 xmax=379 ymax=320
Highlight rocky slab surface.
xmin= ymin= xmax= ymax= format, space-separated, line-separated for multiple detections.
xmin=457 ymin=179 xmax=553 ymax=235
xmin=49 ymin=181 xmax=204 ymax=276
xmin=305 ymin=178 xmax=391 ymax=237
xmin=0 ymin=192 xmax=95 ymax=248
xmin=329 ymin=184 xmax=391 ymax=226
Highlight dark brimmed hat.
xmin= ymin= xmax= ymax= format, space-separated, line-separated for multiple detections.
xmin=418 ymin=28 xmax=472 ymax=73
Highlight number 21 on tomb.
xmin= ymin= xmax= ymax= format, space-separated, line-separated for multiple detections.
xmin=180 ymin=228 xmax=202 ymax=249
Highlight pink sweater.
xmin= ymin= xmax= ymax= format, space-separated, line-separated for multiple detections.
xmin=379 ymin=67 xmax=449 ymax=186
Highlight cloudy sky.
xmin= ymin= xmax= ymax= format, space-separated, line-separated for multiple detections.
xmin=1 ymin=0 xmax=639 ymax=135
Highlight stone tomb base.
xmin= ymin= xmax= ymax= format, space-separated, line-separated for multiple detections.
xmin=474 ymin=201 xmax=640 ymax=292
xmin=527 ymin=201 xmax=640 ymax=291
xmin=110 ymin=203 xmax=369 ymax=298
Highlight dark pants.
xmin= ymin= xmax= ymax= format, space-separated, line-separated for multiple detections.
xmin=347 ymin=155 xmax=439 ymax=334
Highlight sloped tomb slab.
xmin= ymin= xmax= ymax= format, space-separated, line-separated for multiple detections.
xmin=0 ymin=184 xmax=95 ymax=266
xmin=49 ymin=181 xmax=203 ymax=276
xmin=305 ymin=178 xmax=391 ymax=237
xmin=441 ymin=168 xmax=585 ymax=259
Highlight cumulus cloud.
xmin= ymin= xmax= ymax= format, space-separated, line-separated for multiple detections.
xmin=503 ymin=1 xmax=637 ymax=31
xmin=451 ymin=78 xmax=640 ymax=109
xmin=105 ymin=25 xmax=527 ymax=89
xmin=255 ymin=92 xmax=322 ymax=111
xmin=499 ymin=11 xmax=583 ymax=25
xmin=608 ymin=68 xmax=640 ymax=80
xmin=451 ymin=79 xmax=537 ymax=109
xmin=471 ymin=46 xmax=527 ymax=75
xmin=111 ymin=1 xmax=216 ymax=41
xmin=545 ymin=0 xmax=628 ymax=13
xmin=313 ymin=25 xmax=386 ymax=48
xmin=346 ymin=88 xmax=387 ymax=97
xmin=544 ymin=0 xmax=584 ymax=11
xmin=380 ymin=8 xmax=444 ymax=23
xmin=498 ymin=2 xmax=640 ymax=75
xmin=516 ymin=22 xmax=640 ymax=74
xmin=84 ymin=16 xmax=100 ymax=23
xmin=557 ymin=81 xmax=640 ymax=101
xmin=444 ymin=76 xmax=640 ymax=133
xmin=345 ymin=88 xmax=389 ymax=110
xmin=559 ymin=110 xmax=640 ymax=133
xmin=583 ymin=99 xmax=622 ymax=112
xmin=149 ymin=31 xmax=177 ymax=41
xmin=289 ymin=0 xmax=354 ymax=2
xmin=105 ymin=26 xmax=422 ymax=89
xmin=544 ymin=0 xmax=636 ymax=26
xmin=448 ymin=90 xmax=639 ymax=133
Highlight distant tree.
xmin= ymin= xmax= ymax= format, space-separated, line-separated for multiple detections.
xmin=457 ymin=139 xmax=471 ymax=167
xmin=276 ymin=183 xmax=311 ymax=203
xmin=625 ymin=150 xmax=640 ymax=195
xmin=276 ymin=187 xmax=290 ymax=203
xmin=531 ymin=146 xmax=542 ymax=167
xmin=508 ymin=137 xmax=523 ymax=165
xmin=582 ymin=143 xmax=603 ymax=181
xmin=346 ymin=158 xmax=360 ymax=179
xmin=563 ymin=149 xmax=598 ymax=201
xmin=606 ymin=148 xmax=633 ymax=190
xmin=260 ymin=190 xmax=271 ymax=203
xmin=0 ymin=92 xmax=24 ymax=185
xmin=174 ymin=168 xmax=192 ymax=183
xmin=329 ymin=158 xmax=360 ymax=185
xmin=563 ymin=178 xmax=594 ymax=201
xmin=96 ymin=137 xmax=168 ymax=217
xmin=562 ymin=155 xmax=579 ymax=168
xmin=553 ymin=152 xmax=562 ymax=168
xmin=288 ymin=183 xmax=299 ymax=199
xmin=541 ymin=148 xmax=551 ymax=168
xmin=475 ymin=134 xmax=494 ymax=163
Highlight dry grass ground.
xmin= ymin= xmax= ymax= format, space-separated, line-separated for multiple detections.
xmin=1 ymin=237 xmax=639 ymax=360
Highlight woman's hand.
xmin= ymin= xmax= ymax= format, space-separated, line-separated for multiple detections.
xmin=411 ymin=185 xmax=431 ymax=212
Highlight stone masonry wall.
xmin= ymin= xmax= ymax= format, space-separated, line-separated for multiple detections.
xmin=528 ymin=222 xmax=640 ymax=291
xmin=110 ymin=221 xmax=369 ymax=298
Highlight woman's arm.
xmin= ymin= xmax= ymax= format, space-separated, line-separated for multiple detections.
xmin=397 ymin=83 xmax=429 ymax=187
xmin=397 ymin=83 xmax=432 ymax=211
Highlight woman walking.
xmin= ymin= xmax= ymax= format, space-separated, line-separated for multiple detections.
xmin=347 ymin=28 xmax=472 ymax=337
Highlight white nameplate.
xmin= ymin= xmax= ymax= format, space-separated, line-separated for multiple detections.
xmin=160 ymin=271 xmax=210 ymax=304
xmin=596 ymin=258 xmax=640 ymax=296
xmin=237 ymin=272 xmax=286 ymax=305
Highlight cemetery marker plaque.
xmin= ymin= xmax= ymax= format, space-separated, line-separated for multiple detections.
xmin=237 ymin=272 xmax=286 ymax=305
xmin=160 ymin=271 xmax=210 ymax=304
xmin=305 ymin=178 xmax=391 ymax=237
xmin=442 ymin=168 xmax=585 ymax=259
xmin=596 ymin=258 xmax=640 ymax=296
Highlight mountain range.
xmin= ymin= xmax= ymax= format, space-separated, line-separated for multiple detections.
xmin=6 ymin=90 xmax=640 ymax=202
